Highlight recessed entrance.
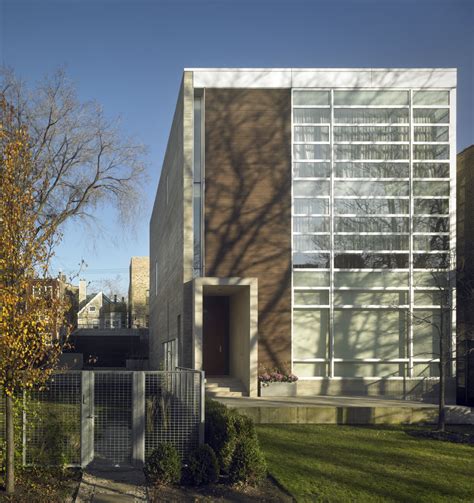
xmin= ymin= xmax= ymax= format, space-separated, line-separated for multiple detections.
xmin=193 ymin=278 xmax=259 ymax=396
xmin=203 ymin=296 xmax=229 ymax=376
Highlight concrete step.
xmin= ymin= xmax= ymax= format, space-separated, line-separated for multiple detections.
xmin=206 ymin=383 xmax=243 ymax=391
xmin=205 ymin=376 xmax=246 ymax=398
xmin=206 ymin=389 xmax=245 ymax=398
xmin=206 ymin=377 xmax=242 ymax=384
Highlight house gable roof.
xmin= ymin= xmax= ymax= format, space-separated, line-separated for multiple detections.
xmin=78 ymin=292 xmax=102 ymax=314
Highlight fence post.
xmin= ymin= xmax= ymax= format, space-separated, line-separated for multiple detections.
xmin=199 ymin=370 xmax=205 ymax=445
xmin=132 ymin=371 xmax=145 ymax=466
xmin=81 ymin=371 xmax=94 ymax=467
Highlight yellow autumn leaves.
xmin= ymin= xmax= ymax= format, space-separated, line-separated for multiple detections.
xmin=0 ymin=96 xmax=69 ymax=396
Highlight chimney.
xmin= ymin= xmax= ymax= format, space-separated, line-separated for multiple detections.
xmin=79 ymin=279 xmax=87 ymax=303
xmin=114 ymin=294 xmax=117 ymax=303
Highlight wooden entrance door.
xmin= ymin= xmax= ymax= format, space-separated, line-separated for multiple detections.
xmin=203 ymin=296 xmax=229 ymax=375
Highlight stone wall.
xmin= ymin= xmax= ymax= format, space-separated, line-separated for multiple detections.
xmin=149 ymin=72 xmax=194 ymax=369
xmin=128 ymin=256 xmax=150 ymax=328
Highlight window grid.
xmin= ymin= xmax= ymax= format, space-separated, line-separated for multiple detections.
xmin=292 ymin=88 xmax=453 ymax=379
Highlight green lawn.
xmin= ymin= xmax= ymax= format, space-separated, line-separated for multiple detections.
xmin=257 ymin=424 xmax=474 ymax=503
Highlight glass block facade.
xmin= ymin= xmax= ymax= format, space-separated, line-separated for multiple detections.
xmin=292 ymin=88 xmax=454 ymax=379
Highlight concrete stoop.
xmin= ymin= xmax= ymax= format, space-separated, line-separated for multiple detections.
xmin=205 ymin=376 xmax=246 ymax=398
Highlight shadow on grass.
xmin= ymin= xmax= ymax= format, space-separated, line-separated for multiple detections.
xmin=257 ymin=425 xmax=474 ymax=502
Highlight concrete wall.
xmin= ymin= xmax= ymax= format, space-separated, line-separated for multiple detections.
xmin=295 ymin=377 xmax=457 ymax=403
xmin=128 ymin=256 xmax=149 ymax=328
xmin=149 ymin=72 xmax=194 ymax=369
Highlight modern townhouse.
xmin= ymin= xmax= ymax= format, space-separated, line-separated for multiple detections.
xmin=150 ymin=68 xmax=457 ymax=399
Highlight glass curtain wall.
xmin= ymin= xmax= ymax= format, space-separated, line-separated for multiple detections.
xmin=292 ymin=88 xmax=453 ymax=379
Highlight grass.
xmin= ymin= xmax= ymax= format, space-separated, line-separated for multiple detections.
xmin=257 ymin=424 xmax=474 ymax=503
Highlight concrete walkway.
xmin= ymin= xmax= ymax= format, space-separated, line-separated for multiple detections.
xmin=75 ymin=467 xmax=148 ymax=503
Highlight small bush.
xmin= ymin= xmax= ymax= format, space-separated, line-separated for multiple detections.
xmin=184 ymin=444 xmax=219 ymax=486
xmin=144 ymin=443 xmax=181 ymax=485
xmin=228 ymin=436 xmax=267 ymax=486
xmin=205 ymin=398 xmax=266 ymax=484
xmin=233 ymin=413 xmax=257 ymax=440
xmin=205 ymin=399 xmax=237 ymax=472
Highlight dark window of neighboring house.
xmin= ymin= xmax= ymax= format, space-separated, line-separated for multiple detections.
xmin=89 ymin=306 xmax=96 ymax=312
xmin=93 ymin=325 xmax=99 ymax=329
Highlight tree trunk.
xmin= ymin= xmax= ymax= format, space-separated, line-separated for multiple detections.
xmin=437 ymin=308 xmax=446 ymax=432
xmin=5 ymin=393 xmax=15 ymax=495
xmin=438 ymin=357 xmax=446 ymax=432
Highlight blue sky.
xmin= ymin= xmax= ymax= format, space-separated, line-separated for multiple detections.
xmin=1 ymin=0 xmax=472 ymax=292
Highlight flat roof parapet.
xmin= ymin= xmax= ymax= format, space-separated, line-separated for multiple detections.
xmin=184 ymin=67 xmax=457 ymax=89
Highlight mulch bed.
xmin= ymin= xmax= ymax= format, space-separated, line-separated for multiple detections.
xmin=407 ymin=429 xmax=474 ymax=445
xmin=0 ymin=467 xmax=81 ymax=503
xmin=149 ymin=476 xmax=295 ymax=502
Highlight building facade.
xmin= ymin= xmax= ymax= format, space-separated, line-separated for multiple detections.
xmin=457 ymin=145 xmax=474 ymax=405
xmin=150 ymin=68 xmax=457 ymax=399
xmin=128 ymin=256 xmax=150 ymax=328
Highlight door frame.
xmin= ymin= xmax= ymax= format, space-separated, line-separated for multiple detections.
xmin=192 ymin=277 xmax=259 ymax=396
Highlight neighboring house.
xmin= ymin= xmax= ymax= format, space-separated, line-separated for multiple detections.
xmin=69 ymin=278 xmax=148 ymax=369
xmin=457 ymin=145 xmax=474 ymax=406
xmin=128 ymin=256 xmax=150 ymax=328
xmin=31 ymin=274 xmax=78 ymax=335
xmin=149 ymin=68 xmax=456 ymax=399
xmin=77 ymin=279 xmax=127 ymax=329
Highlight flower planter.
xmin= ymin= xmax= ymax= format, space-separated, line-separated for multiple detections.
xmin=259 ymin=382 xmax=297 ymax=397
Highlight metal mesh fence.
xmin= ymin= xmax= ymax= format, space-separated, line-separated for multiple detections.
xmin=25 ymin=372 xmax=82 ymax=466
xmin=145 ymin=371 xmax=201 ymax=460
xmin=94 ymin=372 xmax=133 ymax=465
xmin=0 ymin=369 xmax=203 ymax=467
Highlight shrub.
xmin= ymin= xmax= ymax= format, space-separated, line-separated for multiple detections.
xmin=144 ymin=443 xmax=181 ymax=485
xmin=228 ymin=436 xmax=267 ymax=486
xmin=205 ymin=398 xmax=267 ymax=485
xmin=233 ymin=412 xmax=257 ymax=440
xmin=205 ymin=399 xmax=237 ymax=472
xmin=184 ymin=444 xmax=219 ymax=486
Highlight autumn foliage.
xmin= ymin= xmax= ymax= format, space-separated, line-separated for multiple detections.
xmin=0 ymin=96 xmax=69 ymax=397
xmin=0 ymin=95 xmax=71 ymax=493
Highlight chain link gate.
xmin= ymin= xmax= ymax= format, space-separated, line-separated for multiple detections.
xmin=0 ymin=369 xmax=204 ymax=468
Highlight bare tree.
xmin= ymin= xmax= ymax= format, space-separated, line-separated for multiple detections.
xmin=0 ymin=67 xmax=148 ymax=232
xmin=409 ymin=251 xmax=459 ymax=432
xmin=91 ymin=274 xmax=127 ymax=300
xmin=0 ymin=68 xmax=147 ymax=493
